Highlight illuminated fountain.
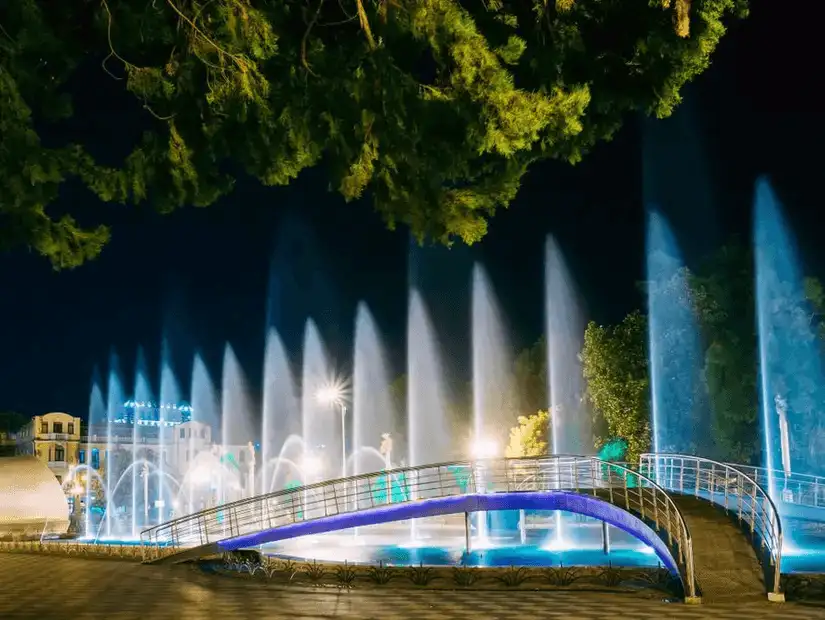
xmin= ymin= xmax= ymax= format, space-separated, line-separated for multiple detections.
xmin=754 ymin=177 xmax=825 ymax=550
xmin=353 ymin=302 xmax=397 ymax=476
xmin=262 ymin=328 xmax=300 ymax=496
xmin=645 ymin=211 xmax=707 ymax=455
xmin=544 ymin=236 xmax=590 ymax=550
xmin=73 ymin=226 xmax=812 ymax=571
xmin=471 ymin=263 xmax=514 ymax=546
xmin=301 ymin=319 xmax=341 ymax=481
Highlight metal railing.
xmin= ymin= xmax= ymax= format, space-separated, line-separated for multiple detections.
xmin=725 ymin=463 xmax=825 ymax=510
xmin=639 ymin=453 xmax=782 ymax=596
xmin=141 ymin=455 xmax=696 ymax=596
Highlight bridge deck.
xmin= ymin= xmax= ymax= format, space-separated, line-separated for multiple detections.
xmin=670 ymin=495 xmax=765 ymax=602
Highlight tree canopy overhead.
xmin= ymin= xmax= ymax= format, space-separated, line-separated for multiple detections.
xmin=1 ymin=0 xmax=748 ymax=267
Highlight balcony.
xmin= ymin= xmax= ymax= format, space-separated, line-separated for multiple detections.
xmin=38 ymin=433 xmax=76 ymax=441
xmin=47 ymin=460 xmax=69 ymax=469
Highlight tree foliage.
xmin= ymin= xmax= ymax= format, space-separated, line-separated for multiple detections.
xmin=506 ymin=409 xmax=550 ymax=457
xmin=512 ymin=335 xmax=546 ymax=416
xmin=0 ymin=411 xmax=28 ymax=434
xmin=1 ymin=0 xmax=748 ymax=266
xmin=689 ymin=242 xmax=759 ymax=462
xmin=581 ymin=310 xmax=650 ymax=462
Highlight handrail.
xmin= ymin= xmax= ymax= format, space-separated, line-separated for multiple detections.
xmin=141 ymin=454 xmax=696 ymax=597
xmin=724 ymin=463 xmax=825 ymax=509
xmin=640 ymin=453 xmax=783 ymax=597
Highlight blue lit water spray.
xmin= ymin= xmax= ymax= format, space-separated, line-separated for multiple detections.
xmin=753 ymin=178 xmax=825 ymax=502
xmin=645 ymin=210 xmax=706 ymax=457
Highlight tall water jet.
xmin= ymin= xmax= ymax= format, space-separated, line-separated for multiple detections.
xmin=132 ymin=347 xmax=153 ymax=536
xmin=190 ymin=353 xmax=219 ymax=512
xmin=158 ymin=339 xmax=180 ymax=524
xmin=407 ymin=289 xmax=451 ymax=467
xmin=221 ymin=344 xmax=256 ymax=499
xmin=85 ymin=371 xmax=106 ymax=538
xmin=544 ymin=236 xmax=590 ymax=454
xmin=105 ymin=350 xmax=124 ymax=537
xmin=645 ymin=211 xmax=707 ymax=454
xmin=301 ymin=318 xmax=340 ymax=481
xmin=262 ymin=327 xmax=300 ymax=493
xmin=471 ymin=264 xmax=514 ymax=454
xmin=353 ymin=302 xmax=397 ymax=474
xmin=754 ymin=178 xmax=825 ymax=494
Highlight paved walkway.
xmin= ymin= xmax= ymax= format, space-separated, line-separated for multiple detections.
xmin=1 ymin=554 xmax=824 ymax=619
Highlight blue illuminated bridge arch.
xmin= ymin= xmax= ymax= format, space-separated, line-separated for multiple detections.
xmin=221 ymin=491 xmax=678 ymax=568
xmin=141 ymin=455 xmax=699 ymax=598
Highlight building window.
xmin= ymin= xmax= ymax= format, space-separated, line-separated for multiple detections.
xmin=40 ymin=422 xmax=48 ymax=434
xmin=67 ymin=423 xmax=75 ymax=435
xmin=53 ymin=422 xmax=63 ymax=434
xmin=54 ymin=446 xmax=65 ymax=462
xmin=79 ymin=450 xmax=86 ymax=464
xmin=180 ymin=428 xmax=185 ymax=439
xmin=91 ymin=448 xmax=100 ymax=470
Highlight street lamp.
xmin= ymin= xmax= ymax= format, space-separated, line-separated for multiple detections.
xmin=301 ymin=455 xmax=323 ymax=481
xmin=316 ymin=384 xmax=347 ymax=479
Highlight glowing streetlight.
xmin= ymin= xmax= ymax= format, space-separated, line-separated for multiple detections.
xmin=316 ymin=383 xmax=348 ymax=479
xmin=301 ymin=455 xmax=323 ymax=479
xmin=316 ymin=385 xmax=343 ymax=406
xmin=471 ymin=438 xmax=498 ymax=460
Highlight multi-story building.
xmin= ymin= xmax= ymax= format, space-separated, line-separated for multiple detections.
xmin=15 ymin=412 xmax=83 ymax=484
xmin=10 ymin=405 xmax=257 ymax=524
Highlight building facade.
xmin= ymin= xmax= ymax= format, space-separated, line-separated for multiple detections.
xmin=15 ymin=412 xmax=82 ymax=484
xmin=9 ymin=406 xmax=258 ymax=524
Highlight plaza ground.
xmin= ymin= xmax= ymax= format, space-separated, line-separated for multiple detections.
xmin=2 ymin=555 xmax=825 ymax=619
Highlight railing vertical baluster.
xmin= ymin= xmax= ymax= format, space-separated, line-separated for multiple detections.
xmin=591 ymin=459 xmax=597 ymax=496
xmin=573 ymin=459 xmax=579 ymax=493
xmin=724 ymin=473 xmax=729 ymax=510
xmin=556 ymin=460 xmax=562 ymax=491
xmin=652 ymin=481 xmax=659 ymax=528
xmin=694 ymin=461 xmax=700 ymax=497
xmin=623 ymin=472 xmax=630 ymax=510
xmin=738 ymin=479 xmax=744 ymax=521
xmin=638 ymin=473 xmax=645 ymax=520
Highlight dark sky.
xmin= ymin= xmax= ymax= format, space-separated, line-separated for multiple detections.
xmin=1 ymin=0 xmax=821 ymax=419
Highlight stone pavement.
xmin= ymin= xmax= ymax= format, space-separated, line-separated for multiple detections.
xmin=1 ymin=554 xmax=824 ymax=620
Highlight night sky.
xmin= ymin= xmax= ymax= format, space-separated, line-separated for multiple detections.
xmin=0 ymin=0 xmax=821 ymax=420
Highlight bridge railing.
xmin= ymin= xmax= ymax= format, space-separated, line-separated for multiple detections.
xmin=724 ymin=464 xmax=825 ymax=509
xmin=639 ymin=453 xmax=782 ymax=596
xmin=141 ymin=455 xmax=696 ymax=597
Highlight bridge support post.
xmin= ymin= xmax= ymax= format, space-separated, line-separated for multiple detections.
xmin=601 ymin=520 xmax=610 ymax=555
xmin=464 ymin=512 xmax=472 ymax=554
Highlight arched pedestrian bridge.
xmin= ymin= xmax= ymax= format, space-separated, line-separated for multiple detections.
xmin=141 ymin=454 xmax=784 ymax=603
